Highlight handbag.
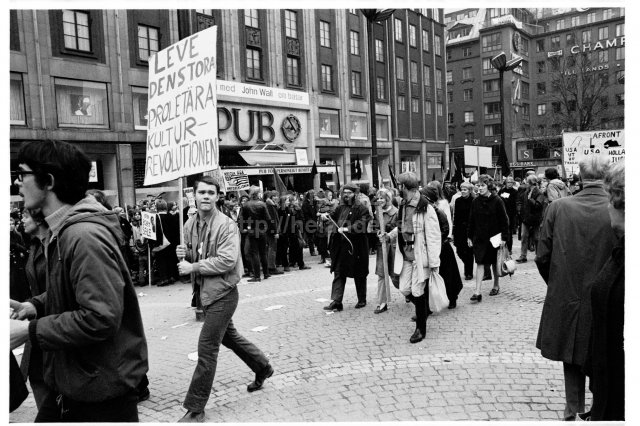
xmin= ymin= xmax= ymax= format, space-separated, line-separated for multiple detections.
xmin=428 ymin=268 xmax=449 ymax=313
xmin=497 ymin=244 xmax=516 ymax=277
xmin=151 ymin=215 xmax=171 ymax=255
xmin=296 ymin=229 xmax=307 ymax=248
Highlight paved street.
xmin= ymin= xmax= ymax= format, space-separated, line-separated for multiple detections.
xmin=11 ymin=243 xmax=591 ymax=422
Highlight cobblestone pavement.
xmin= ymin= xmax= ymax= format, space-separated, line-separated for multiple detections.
xmin=10 ymin=243 xmax=592 ymax=422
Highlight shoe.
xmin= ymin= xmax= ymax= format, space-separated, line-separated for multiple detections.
xmin=310 ymin=251 xmax=317 ymax=256
xmin=354 ymin=301 xmax=366 ymax=309
xmin=324 ymin=260 xmax=331 ymax=268
xmin=263 ymin=275 xmax=271 ymax=280
xmin=489 ymin=288 xmax=500 ymax=296
xmin=410 ymin=314 xmax=416 ymax=322
xmin=283 ymin=267 xmax=291 ymax=272
xmin=299 ymin=266 xmax=311 ymax=270
xmin=319 ymin=258 xmax=326 ymax=264
xmin=515 ymin=257 xmax=527 ymax=264
xmin=248 ymin=277 xmax=261 ymax=283
xmin=482 ymin=274 xmax=492 ymax=281
xmin=178 ymin=411 xmax=206 ymax=423
xmin=464 ymin=275 xmax=473 ymax=280
xmin=405 ymin=297 xmax=411 ymax=303
xmin=409 ymin=329 xmax=425 ymax=343
xmin=470 ymin=294 xmax=482 ymax=302
xmin=247 ymin=364 xmax=274 ymax=392
xmin=137 ymin=387 xmax=150 ymax=403
xmin=269 ymin=269 xmax=284 ymax=275
xmin=448 ymin=300 xmax=457 ymax=309
xmin=374 ymin=304 xmax=388 ymax=314
xmin=323 ymin=301 xmax=343 ymax=312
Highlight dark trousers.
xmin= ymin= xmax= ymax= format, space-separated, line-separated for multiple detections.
xmin=305 ymin=231 xmax=316 ymax=254
xmin=563 ymin=362 xmax=586 ymax=421
xmin=455 ymin=244 xmax=475 ymax=277
xmin=330 ymin=272 xmax=366 ymax=304
xmin=315 ymin=229 xmax=329 ymax=260
xmin=248 ymin=234 xmax=269 ymax=278
xmin=240 ymin=234 xmax=249 ymax=273
xmin=408 ymin=287 xmax=430 ymax=335
xmin=266 ymin=233 xmax=277 ymax=270
xmin=35 ymin=387 xmax=138 ymax=422
xmin=276 ymin=233 xmax=291 ymax=267
xmin=183 ymin=287 xmax=269 ymax=413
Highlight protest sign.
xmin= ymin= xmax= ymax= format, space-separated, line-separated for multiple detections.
xmin=183 ymin=188 xmax=196 ymax=208
xmin=562 ymin=129 xmax=624 ymax=175
xmin=223 ymin=170 xmax=251 ymax=191
xmin=141 ymin=212 xmax=157 ymax=240
xmin=144 ymin=26 xmax=219 ymax=186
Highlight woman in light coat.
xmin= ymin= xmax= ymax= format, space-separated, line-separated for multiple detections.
xmin=372 ymin=188 xmax=398 ymax=314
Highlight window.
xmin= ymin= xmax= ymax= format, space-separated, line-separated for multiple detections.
xmin=582 ymin=30 xmax=591 ymax=44
xmin=411 ymin=98 xmax=419 ymax=113
xmin=464 ymin=111 xmax=474 ymax=123
xmin=484 ymin=102 xmax=501 ymax=119
xmin=397 ymin=95 xmax=406 ymax=111
xmin=616 ymin=23 xmax=624 ymax=37
xmin=550 ymin=36 xmax=560 ymax=50
xmin=521 ymin=60 xmax=529 ymax=77
xmin=484 ymin=124 xmax=501 ymax=137
xmin=395 ymin=18 xmax=403 ymax=42
xmin=286 ymin=57 xmax=300 ymax=86
xmin=422 ymin=29 xmax=429 ymax=51
xmin=463 ymin=89 xmax=473 ymax=101
xmin=447 ymin=91 xmax=453 ymax=103
xmin=598 ymin=26 xmax=608 ymax=40
xmin=481 ymin=33 xmax=501 ymax=52
xmin=423 ymin=65 xmax=431 ymax=87
xmin=447 ymin=112 xmax=454 ymax=124
xmin=132 ymin=86 xmax=148 ymax=130
xmin=521 ymin=37 xmax=529 ymax=56
xmin=246 ymin=48 xmax=261 ymax=79
xmin=410 ymin=61 xmax=418 ymax=84
xmin=446 ymin=70 xmax=453 ymax=84
xmin=351 ymin=71 xmax=361 ymax=96
xmin=376 ymin=77 xmax=386 ymax=100
xmin=616 ymin=47 xmax=624 ymax=60
xmin=462 ymin=67 xmax=472 ymax=80
xmin=10 ymin=72 xmax=26 ymax=125
xmin=320 ymin=21 xmax=331 ymax=47
xmin=447 ymin=50 xmax=452 ymax=61
xmin=537 ymin=82 xmax=546 ymax=95
xmin=483 ymin=79 xmax=499 ymax=94
xmin=482 ymin=57 xmax=497 ymax=75
xmin=616 ymin=70 xmax=624 ymax=84
xmin=54 ymin=78 xmax=109 ymax=129
xmin=587 ymin=13 xmax=596 ymax=24
xmin=437 ymin=102 xmax=443 ymax=116
xmin=321 ymin=64 xmax=333 ymax=91
xmin=465 ymin=132 xmax=475 ymax=143
xmin=599 ymin=72 xmax=609 ymax=86
xmin=375 ymin=39 xmax=384 ymax=62
xmin=566 ymin=33 xmax=575 ymax=46
xmin=549 ymin=57 xmax=560 ymax=71
xmin=435 ymin=69 xmax=442 ymax=90
xmin=571 ymin=16 xmax=579 ymax=27
xmin=616 ymin=93 xmax=624 ymax=105
xmin=376 ymin=115 xmax=390 ymax=141
xmin=349 ymin=112 xmax=367 ymax=139
xmin=523 ymin=104 xmax=531 ymax=121
xmin=537 ymin=61 xmax=546 ymax=73
xmin=350 ymin=30 xmax=360 ymax=55
xmin=434 ymin=35 xmax=442 ymax=56
xmin=196 ymin=9 xmax=213 ymax=15
xmin=463 ymin=47 xmax=472 ymax=57
xmin=536 ymin=39 xmax=545 ymax=52
xmin=409 ymin=24 xmax=416 ymax=47
xmin=396 ymin=57 xmax=405 ymax=81
xmin=63 ymin=10 xmax=91 ymax=52
xmin=137 ymin=25 xmax=159 ymax=62
xmin=285 ymin=10 xmax=297 ymax=38
xmin=349 ymin=9 xmax=358 ymax=15
xmin=552 ymin=101 xmax=561 ymax=113
xmin=319 ymin=109 xmax=339 ymax=138
xmin=425 ymin=100 xmax=432 ymax=115
xmin=521 ymin=82 xmax=529 ymax=99
xmin=245 ymin=9 xmax=259 ymax=28
xmin=603 ymin=9 xmax=613 ymax=20
xmin=537 ymin=104 xmax=546 ymax=115
xmin=598 ymin=50 xmax=608 ymax=63
xmin=555 ymin=19 xmax=564 ymax=30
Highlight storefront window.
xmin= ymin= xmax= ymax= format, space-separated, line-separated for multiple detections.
xmin=401 ymin=156 xmax=418 ymax=173
xmin=349 ymin=112 xmax=367 ymax=140
xmin=376 ymin=115 xmax=389 ymax=141
xmin=319 ymin=109 xmax=339 ymax=138
xmin=10 ymin=72 xmax=26 ymax=125
xmin=132 ymin=87 xmax=148 ymax=130
xmin=427 ymin=153 xmax=441 ymax=168
xmin=55 ymin=78 xmax=109 ymax=129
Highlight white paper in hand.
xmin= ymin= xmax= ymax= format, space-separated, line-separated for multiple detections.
xmin=490 ymin=233 xmax=501 ymax=248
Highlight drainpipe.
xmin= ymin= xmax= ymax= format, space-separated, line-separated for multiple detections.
xmin=114 ymin=11 xmax=125 ymax=124
xmin=32 ymin=11 xmax=46 ymax=129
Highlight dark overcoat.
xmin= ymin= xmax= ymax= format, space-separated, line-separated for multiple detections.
xmin=467 ymin=194 xmax=509 ymax=264
xmin=535 ymin=183 xmax=615 ymax=366
xmin=452 ymin=195 xmax=473 ymax=249
xmin=329 ymin=202 xmax=370 ymax=278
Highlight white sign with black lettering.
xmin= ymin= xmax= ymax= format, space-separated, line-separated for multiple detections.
xmin=141 ymin=212 xmax=157 ymax=240
xmin=562 ymin=129 xmax=625 ymax=175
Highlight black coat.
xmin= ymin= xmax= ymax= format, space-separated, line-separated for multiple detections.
xmin=467 ymin=194 xmax=509 ymax=264
xmin=498 ymin=187 xmax=518 ymax=222
xmin=434 ymin=206 xmax=463 ymax=301
xmin=452 ymin=195 xmax=473 ymax=249
xmin=329 ymin=202 xmax=370 ymax=278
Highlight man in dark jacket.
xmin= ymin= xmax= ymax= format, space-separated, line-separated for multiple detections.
xmin=535 ymin=156 xmax=615 ymax=421
xmin=238 ymin=186 xmax=276 ymax=282
xmin=515 ymin=174 xmax=544 ymax=263
xmin=321 ymin=183 xmax=371 ymax=311
xmin=498 ymin=176 xmax=518 ymax=253
xmin=10 ymin=140 xmax=148 ymax=422
xmin=264 ymin=190 xmax=282 ymax=275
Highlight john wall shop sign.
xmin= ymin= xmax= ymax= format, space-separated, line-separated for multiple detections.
xmin=562 ymin=129 xmax=625 ymax=175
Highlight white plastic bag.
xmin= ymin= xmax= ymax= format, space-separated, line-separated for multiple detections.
xmin=428 ymin=268 xmax=449 ymax=313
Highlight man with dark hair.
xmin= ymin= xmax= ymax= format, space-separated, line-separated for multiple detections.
xmin=264 ymin=190 xmax=283 ymax=275
xmin=10 ymin=140 xmax=148 ymax=422
xmin=176 ymin=176 xmax=273 ymax=422
xmin=237 ymin=186 xmax=276 ymax=282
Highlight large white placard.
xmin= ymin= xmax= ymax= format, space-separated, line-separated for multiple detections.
xmin=141 ymin=212 xmax=157 ymax=240
xmin=144 ymin=26 xmax=219 ymax=186
xmin=562 ymin=129 xmax=624 ymax=176
xmin=464 ymin=145 xmax=493 ymax=168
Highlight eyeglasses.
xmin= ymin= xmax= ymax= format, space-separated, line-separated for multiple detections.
xmin=12 ymin=170 xmax=36 ymax=182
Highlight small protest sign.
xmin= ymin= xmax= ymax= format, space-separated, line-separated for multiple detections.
xmin=141 ymin=211 xmax=157 ymax=240
xmin=223 ymin=170 xmax=250 ymax=191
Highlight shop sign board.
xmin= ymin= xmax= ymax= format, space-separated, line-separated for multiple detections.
xmin=562 ymin=129 xmax=624 ymax=175
xmin=144 ymin=26 xmax=219 ymax=186
xmin=222 ymin=165 xmax=336 ymax=177
xmin=141 ymin=212 xmax=156 ymax=240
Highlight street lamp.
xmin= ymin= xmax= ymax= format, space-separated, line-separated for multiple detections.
xmin=491 ymin=51 xmax=522 ymax=177
xmin=361 ymin=9 xmax=395 ymax=189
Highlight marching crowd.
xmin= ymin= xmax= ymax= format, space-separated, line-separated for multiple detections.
xmin=8 ymin=138 xmax=625 ymax=422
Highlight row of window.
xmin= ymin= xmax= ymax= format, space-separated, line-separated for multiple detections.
xmin=551 ymin=8 xmax=620 ymax=31
xmin=318 ymin=109 xmax=390 ymax=140
xmin=535 ymin=23 xmax=624 ymax=52
xmin=396 ymin=96 xmax=444 ymax=115
xmin=393 ymin=18 xmax=443 ymax=56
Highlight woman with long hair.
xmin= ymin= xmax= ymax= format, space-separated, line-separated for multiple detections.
xmin=372 ymin=188 xmax=398 ymax=313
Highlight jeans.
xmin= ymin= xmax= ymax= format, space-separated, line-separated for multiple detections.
xmin=183 ymin=287 xmax=269 ymax=413
xmin=248 ymin=234 xmax=269 ymax=278
xmin=330 ymin=272 xmax=366 ymax=304
xmin=35 ymin=386 xmax=138 ymax=422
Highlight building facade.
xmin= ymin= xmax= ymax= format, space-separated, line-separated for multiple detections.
xmin=10 ymin=8 xmax=447 ymax=207
xmin=445 ymin=7 xmax=624 ymax=178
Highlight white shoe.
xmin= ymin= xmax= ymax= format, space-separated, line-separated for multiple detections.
xmin=324 ymin=260 xmax=331 ymax=267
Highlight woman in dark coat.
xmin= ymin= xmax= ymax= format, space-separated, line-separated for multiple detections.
xmin=422 ymin=187 xmax=463 ymax=309
xmin=452 ymin=182 xmax=475 ymax=280
xmin=276 ymin=195 xmax=294 ymax=272
xmin=467 ymin=175 xmax=509 ymax=302
xmin=301 ymin=190 xmax=317 ymax=256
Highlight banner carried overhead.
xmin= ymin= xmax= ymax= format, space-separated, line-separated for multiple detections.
xmin=144 ymin=25 xmax=219 ymax=186
xmin=562 ymin=129 xmax=624 ymax=176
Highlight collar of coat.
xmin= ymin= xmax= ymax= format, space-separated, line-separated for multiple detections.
xmin=401 ymin=190 xmax=430 ymax=212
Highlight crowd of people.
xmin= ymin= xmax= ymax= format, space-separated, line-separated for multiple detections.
xmin=8 ymin=138 xmax=625 ymax=422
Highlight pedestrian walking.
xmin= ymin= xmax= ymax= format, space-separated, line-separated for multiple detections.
xmin=372 ymin=188 xmax=398 ymax=314
xmin=498 ymin=176 xmax=518 ymax=253
xmin=452 ymin=182 xmax=475 ymax=280
xmin=515 ymin=174 xmax=544 ymax=263
xmin=238 ymin=186 xmax=275 ymax=282
xmin=10 ymin=140 xmax=148 ymax=422
xmin=176 ymin=176 xmax=273 ymax=423
xmin=534 ymin=156 xmax=615 ymax=421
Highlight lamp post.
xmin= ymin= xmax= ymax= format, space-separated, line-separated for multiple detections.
xmin=491 ymin=51 xmax=522 ymax=178
xmin=361 ymin=9 xmax=395 ymax=189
